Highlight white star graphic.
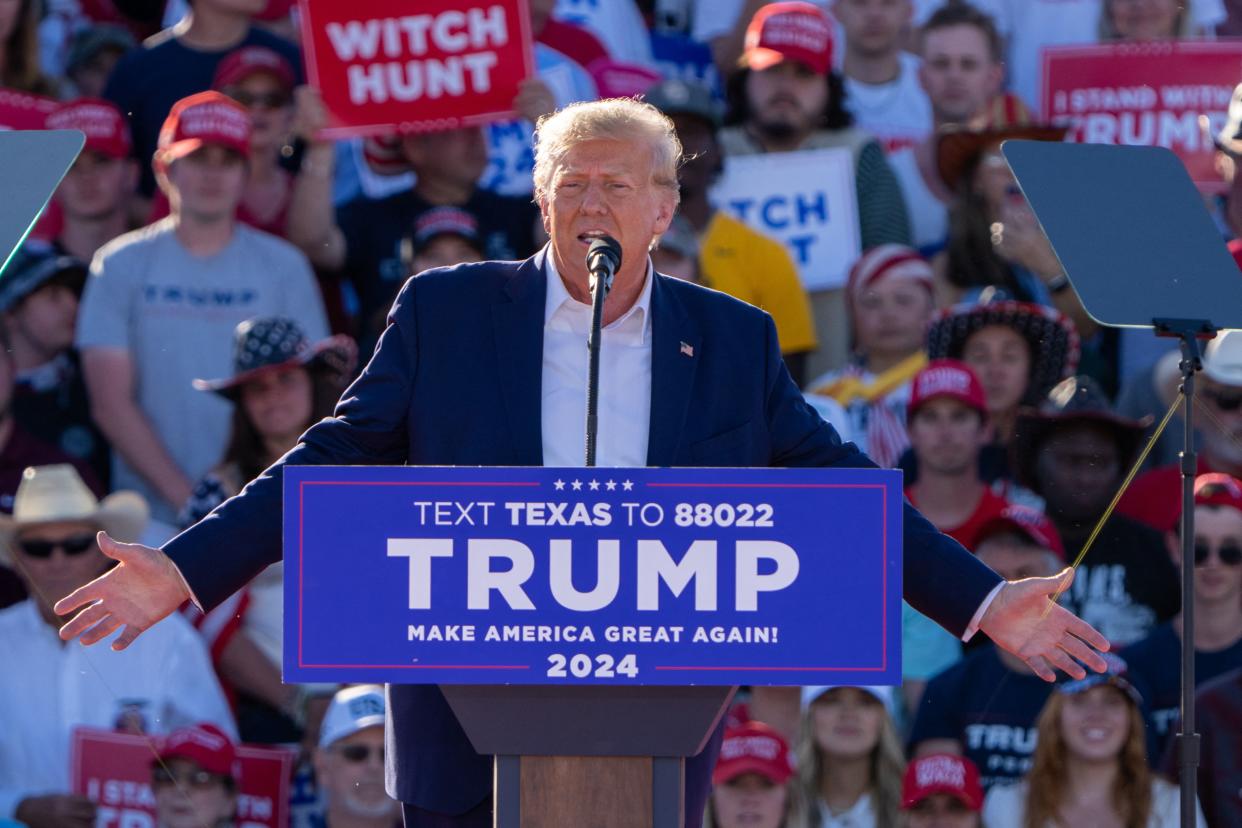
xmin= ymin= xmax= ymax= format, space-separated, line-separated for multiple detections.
xmin=605 ymin=480 xmax=617 ymax=491
xmin=622 ymin=480 xmax=634 ymax=491
xmin=588 ymin=479 xmax=600 ymax=491
xmin=572 ymin=479 xmax=583 ymax=491
xmin=553 ymin=479 xmax=565 ymax=491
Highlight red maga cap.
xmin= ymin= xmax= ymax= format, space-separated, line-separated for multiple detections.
xmin=712 ymin=721 xmax=795 ymax=786
xmin=901 ymin=754 xmax=984 ymax=811
xmin=908 ymin=359 xmax=987 ymax=422
xmin=155 ymin=723 xmax=238 ymax=779
xmin=1195 ymin=473 xmax=1242 ymax=513
xmin=213 ymin=45 xmax=296 ymax=92
xmin=976 ymin=504 xmax=1066 ymax=562
xmin=743 ymin=1 xmax=834 ymax=76
xmin=156 ymin=91 xmax=251 ymax=169
xmin=46 ymin=98 xmax=131 ymax=159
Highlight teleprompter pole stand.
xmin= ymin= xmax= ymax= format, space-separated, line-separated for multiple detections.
xmin=1154 ymin=317 xmax=1214 ymax=828
xmin=999 ymin=140 xmax=1242 ymax=828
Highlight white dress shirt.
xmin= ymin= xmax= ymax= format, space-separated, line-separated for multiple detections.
xmin=0 ymin=599 xmax=236 ymax=820
xmin=541 ymin=251 xmax=654 ymax=469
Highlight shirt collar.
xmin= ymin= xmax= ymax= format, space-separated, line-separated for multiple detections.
xmin=543 ymin=244 xmax=655 ymax=343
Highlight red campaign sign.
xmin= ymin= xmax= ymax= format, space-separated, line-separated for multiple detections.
xmin=0 ymin=89 xmax=58 ymax=130
xmin=1041 ymin=41 xmax=1242 ymax=190
xmin=299 ymin=0 xmax=535 ymax=138
xmin=70 ymin=727 xmax=295 ymax=828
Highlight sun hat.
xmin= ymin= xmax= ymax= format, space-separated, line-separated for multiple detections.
xmin=193 ymin=317 xmax=353 ymax=401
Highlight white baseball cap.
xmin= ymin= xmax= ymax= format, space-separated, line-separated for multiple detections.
xmin=801 ymin=685 xmax=895 ymax=710
xmin=1204 ymin=330 xmax=1242 ymax=387
xmin=318 ymin=685 xmax=386 ymax=748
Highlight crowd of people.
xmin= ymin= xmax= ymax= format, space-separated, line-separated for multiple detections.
xmin=1 ymin=0 xmax=1242 ymax=826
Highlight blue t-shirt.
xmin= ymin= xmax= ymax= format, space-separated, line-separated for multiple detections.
xmin=1122 ymin=622 xmax=1242 ymax=755
xmin=103 ymin=27 xmax=303 ymax=196
xmin=909 ymin=645 xmax=1052 ymax=790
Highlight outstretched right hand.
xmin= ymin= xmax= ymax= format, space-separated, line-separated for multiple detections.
xmin=54 ymin=531 xmax=190 ymax=651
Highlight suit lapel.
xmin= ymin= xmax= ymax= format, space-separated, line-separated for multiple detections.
xmin=647 ymin=274 xmax=701 ymax=467
xmin=492 ymin=251 xmax=547 ymax=465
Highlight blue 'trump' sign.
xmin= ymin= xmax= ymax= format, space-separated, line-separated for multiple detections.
xmin=283 ymin=466 xmax=902 ymax=686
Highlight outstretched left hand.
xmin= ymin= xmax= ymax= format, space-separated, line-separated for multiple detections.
xmin=979 ymin=567 xmax=1110 ymax=682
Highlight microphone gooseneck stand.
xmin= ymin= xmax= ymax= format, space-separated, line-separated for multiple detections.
xmin=584 ymin=236 xmax=621 ymax=467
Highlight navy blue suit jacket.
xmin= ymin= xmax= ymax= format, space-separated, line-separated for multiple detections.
xmin=164 ymin=251 xmax=1002 ymax=816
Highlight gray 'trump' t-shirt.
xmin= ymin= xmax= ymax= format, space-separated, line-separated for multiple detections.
xmin=76 ymin=219 xmax=329 ymax=523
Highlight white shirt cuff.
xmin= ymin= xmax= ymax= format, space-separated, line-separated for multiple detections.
xmin=169 ymin=558 xmax=204 ymax=612
xmin=963 ymin=582 xmax=1005 ymax=642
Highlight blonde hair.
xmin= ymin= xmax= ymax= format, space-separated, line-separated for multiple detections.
xmin=797 ymin=690 xmax=906 ymax=828
xmin=1023 ymin=690 xmax=1153 ymax=828
xmin=532 ymin=97 xmax=682 ymax=205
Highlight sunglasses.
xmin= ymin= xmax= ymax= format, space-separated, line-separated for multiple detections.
xmin=151 ymin=767 xmax=226 ymax=789
xmin=1194 ymin=539 xmax=1242 ymax=566
xmin=229 ymin=90 xmax=290 ymax=110
xmin=16 ymin=534 xmax=95 ymax=559
xmin=335 ymin=743 xmax=384 ymax=764
xmin=1203 ymin=389 xmax=1242 ymax=412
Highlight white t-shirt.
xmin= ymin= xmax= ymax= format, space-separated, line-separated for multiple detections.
xmin=555 ymin=0 xmax=655 ymax=66
xmin=75 ymin=220 xmax=330 ymax=523
xmin=982 ymin=778 xmax=1207 ymax=828
xmin=844 ymin=52 xmax=932 ymax=154
xmin=0 ymin=600 xmax=235 ymax=821
xmin=817 ymin=793 xmax=876 ymax=828
xmin=974 ymin=0 xmax=1225 ymax=116
xmin=888 ymin=146 xmax=948 ymax=252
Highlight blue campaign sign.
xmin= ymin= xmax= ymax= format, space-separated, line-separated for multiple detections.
xmin=283 ymin=466 xmax=902 ymax=686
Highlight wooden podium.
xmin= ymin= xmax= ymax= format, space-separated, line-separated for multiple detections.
xmin=443 ymin=685 xmax=735 ymax=827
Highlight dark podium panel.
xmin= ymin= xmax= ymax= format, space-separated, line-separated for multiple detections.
xmin=442 ymin=685 xmax=735 ymax=827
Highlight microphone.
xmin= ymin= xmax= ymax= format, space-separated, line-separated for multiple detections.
xmin=586 ymin=235 xmax=622 ymax=297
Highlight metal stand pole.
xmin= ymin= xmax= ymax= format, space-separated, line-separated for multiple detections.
xmin=1155 ymin=318 xmax=1213 ymax=828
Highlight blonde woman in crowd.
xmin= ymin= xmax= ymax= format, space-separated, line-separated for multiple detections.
xmin=799 ymin=687 xmax=905 ymax=828
xmin=983 ymin=655 xmax=1206 ymax=828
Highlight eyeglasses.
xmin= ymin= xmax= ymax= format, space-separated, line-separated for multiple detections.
xmin=151 ymin=767 xmax=227 ymax=789
xmin=1194 ymin=539 xmax=1242 ymax=566
xmin=335 ymin=743 xmax=384 ymax=763
xmin=229 ymin=90 xmax=290 ymax=110
xmin=16 ymin=534 xmax=96 ymax=559
xmin=1203 ymin=388 xmax=1242 ymax=412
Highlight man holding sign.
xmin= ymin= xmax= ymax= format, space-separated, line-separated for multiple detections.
xmin=56 ymin=98 xmax=1110 ymax=828
xmin=718 ymin=1 xmax=911 ymax=379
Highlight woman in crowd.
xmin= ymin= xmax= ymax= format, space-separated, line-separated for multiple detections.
xmin=1 ymin=0 xmax=57 ymax=95
xmin=799 ymin=686 xmax=905 ymax=828
xmin=982 ymin=655 xmax=1206 ymax=828
xmin=805 ymin=246 xmax=936 ymax=468
xmin=152 ymin=723 xmax=239 ymax=828
xmin=705 ymin=720 xmax=803 ymax=828
xmin=181 ymin=316 xmax=352 ymax=742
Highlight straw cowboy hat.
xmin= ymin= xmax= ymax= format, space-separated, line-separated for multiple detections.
xmin=0 ymin=464 xmax=148 ymax=563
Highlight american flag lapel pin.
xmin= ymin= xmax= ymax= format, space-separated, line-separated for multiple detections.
xmin=680 ymin=341 xmax=694 ymax=357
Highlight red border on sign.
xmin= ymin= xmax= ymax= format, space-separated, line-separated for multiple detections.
xmin=295 ymin=477 xmax=894 ymax=675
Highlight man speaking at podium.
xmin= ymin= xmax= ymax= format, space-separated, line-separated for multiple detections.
xmin=55 ymin=98 xmax=1109 ymax=827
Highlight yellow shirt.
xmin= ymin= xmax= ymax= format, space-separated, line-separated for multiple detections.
xmin=698 ymin=212 xmax=818 ymax=354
